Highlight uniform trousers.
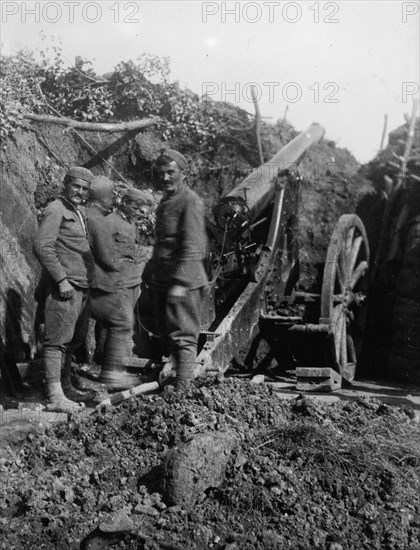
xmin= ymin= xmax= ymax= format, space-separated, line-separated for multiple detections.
xmin=152 ymin=286 xmax=206 ymax=366
xmin=43 ymin=284 xmax=90 ymax=355
xmin=90 ymin=285 xmax=140 ymax=370
xmin=42 ymin=283 xmax=90 ymax=384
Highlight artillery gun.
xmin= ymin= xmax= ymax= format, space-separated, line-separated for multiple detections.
xmin=194 ymin=123 xmax=370 ymax=391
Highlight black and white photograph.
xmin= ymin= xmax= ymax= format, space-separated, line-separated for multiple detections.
xmin=0 ymin=1 xmax=419 ymax=548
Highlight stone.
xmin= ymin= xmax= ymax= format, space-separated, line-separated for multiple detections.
xmin=99 ymin=510 xmax=134 ymax=533
xmin=161 ymin=431 xmax=237 ymax=508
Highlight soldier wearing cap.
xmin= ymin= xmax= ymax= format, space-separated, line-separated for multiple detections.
xmin=34 ymin=166 xmax=95 ymax=411
xmin=88 ymin=185 xmax=151 ymax=390
xmin=149 ymin=149 xmax=209 ymax=389
xmin=86 ymin=175 xmax=115 ymax=220
xmin=85 ymin=175 xmax=115 ymax=366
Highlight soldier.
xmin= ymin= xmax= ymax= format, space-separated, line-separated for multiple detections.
xmin=88 ymin=187 xmax=151 ymax=390
xmin=85 ymin=176 xmax=115 ymax=366
xmin=86 ymin=175 xmax=115 ymax=222
xmin=149 ymin=149 xmax=209 ymax=389
xmin=34 ymin=166 xmax=94 ymax=411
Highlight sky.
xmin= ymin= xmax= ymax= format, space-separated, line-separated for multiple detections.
xmin=1 ymin=0 xmax=419 ymax=162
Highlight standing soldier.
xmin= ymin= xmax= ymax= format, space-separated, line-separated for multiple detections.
xmin=88 ymin=187 xmax=151 ymax=390
xmin=85 ymin=175 xmax=115 ymax=366
xmin=34 ymin=166 xmax=94 ymax=411
xmin=149 ymin=149 xmax=209 ymax=389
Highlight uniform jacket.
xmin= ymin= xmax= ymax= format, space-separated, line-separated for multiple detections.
xmin=151 ymin=185 xmax=209 ymax=290
xmin=87 ymin=208 xmax=146 ymax=291
xmin=33 ymin=197 xmax=94 ymax=288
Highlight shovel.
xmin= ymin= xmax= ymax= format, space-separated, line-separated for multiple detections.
xmin=95 ymin=362 xmax=175 ymax=410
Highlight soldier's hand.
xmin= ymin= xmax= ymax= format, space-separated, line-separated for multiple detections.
xmin=167 ymin=285 xmax=187 ymax=304
xmin=58 ymin=279 xmax=74 ymax=300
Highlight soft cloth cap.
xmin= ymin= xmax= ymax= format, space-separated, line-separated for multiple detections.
xmin=157 ymin=149 xmax=188 ymax=170
xmin=88 ymin=176 xmax=114 ymax=200
xmin=67 ymin=166 xmax=94 ymax=183
xmin=123 ymin=187 xmax=153 ymax=204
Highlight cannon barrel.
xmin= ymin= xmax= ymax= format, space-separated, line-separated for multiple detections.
xmin=213 ymin=122 xmax=325 ymax=236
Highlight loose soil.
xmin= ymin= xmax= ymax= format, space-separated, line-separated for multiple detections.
xmin=0 ymin=377 xmax=419 ymax=550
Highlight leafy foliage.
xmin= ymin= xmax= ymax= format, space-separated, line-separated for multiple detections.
xmin=0 ymin=48 xmax=46 ymax=140
xmin=0 ymin=39 xmax=248 ymax=149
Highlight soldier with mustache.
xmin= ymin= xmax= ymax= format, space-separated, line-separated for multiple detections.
xmin=34 ymin=166 xmax=94 ymax=411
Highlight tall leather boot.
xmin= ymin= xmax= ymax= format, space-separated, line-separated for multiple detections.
xmin=61 ymin=354 xmax=94 ymax=403
xmin=44 ymin=348 xmax=83 ymax=412
xmin=176 ymin=362 xmax=196 ymax=390
xmin=99 ymin=328 xmax=140 ymax=391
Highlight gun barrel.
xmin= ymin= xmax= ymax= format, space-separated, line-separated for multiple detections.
xmin=214 ymin=123 xmax=325 ymax=234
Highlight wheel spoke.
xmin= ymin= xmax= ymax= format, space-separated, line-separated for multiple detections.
xmin=349 ymin=260 xmax=368 ymax=290
xmin=348 ymin=235 xmax=363 ymax=276
xmin=336 ymin=263 xmax=344 ymax=291
xmin=337 ymin=251 xmax=346 ymax=291
xmin=345 ymin=227 xmax=355 ymax=268
xmin=339 ymin=314 xmax=347 ymax=370
xmin=347 ymin=332 xmax=357 ymax=363
xmin=332 ymin=304 xmax=343 ymax=362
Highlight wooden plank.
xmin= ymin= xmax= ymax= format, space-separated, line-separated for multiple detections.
xmin=296 ymin=367 xmax=342 ymax=392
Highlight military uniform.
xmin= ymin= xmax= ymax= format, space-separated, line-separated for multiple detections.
xmin=34 ymin=165 xmax=94 ymax=408
xmin=149 ymin=183 xmax=209 ymax=381
xmin=88 ymin=207 xmax=148 ymax=387
xmin=85 ymin=202 xmax=110 ymax=365
xmin=34 ymin=196 xmax=94 ymax=355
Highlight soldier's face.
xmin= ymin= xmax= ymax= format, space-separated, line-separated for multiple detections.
xmin=64 ymin=178 xmax=90 ymax=206
xmin=121 ymin=199 xmax=148 ymax=221
xmin=156 ymin=161 xmax=184 ymax=194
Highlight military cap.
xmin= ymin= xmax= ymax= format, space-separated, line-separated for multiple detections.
xmin=66 ymin=166 xmax=94 ymax=183
xmin=88 ymin=175 xmax=114 ymax=200
xmin=156 ymin=149 xmax=188 ymax=170
xmin=123 ymin=187 xmax=153 ymax=205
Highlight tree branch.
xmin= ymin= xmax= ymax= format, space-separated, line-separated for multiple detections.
xmin=23 ymin=113 xmax=161 ymax=133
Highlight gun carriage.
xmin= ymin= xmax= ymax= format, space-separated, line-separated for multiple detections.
xmin=195 ymin=123 xmax=370 ymax=391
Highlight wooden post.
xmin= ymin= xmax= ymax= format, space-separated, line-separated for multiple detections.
xmin=379 ymin=113 xmax=388 ymax=151
xmin=371 ymin=99 xmax=419 ymax=283
xmin=251 ymin=85 xmax=264 ymax=166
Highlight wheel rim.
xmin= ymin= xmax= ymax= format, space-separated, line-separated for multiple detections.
xmin=320 ymin=215 xmax=370 ymax=380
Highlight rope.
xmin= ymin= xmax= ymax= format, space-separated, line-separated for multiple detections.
xmin=35 ymin=86 xmax=130 ymax=183
xmin=36 ymin=134 xmax=67 ymax=168
xmin=70 ymin=129 xmax=130 ymax=184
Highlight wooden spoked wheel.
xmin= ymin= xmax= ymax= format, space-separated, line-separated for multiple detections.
xmin=320 ymin=215 xmax=370 ymax=382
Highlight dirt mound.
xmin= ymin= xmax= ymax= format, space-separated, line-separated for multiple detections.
xmin=297 ymin=141 xmax=373 ymax=290
xmin=0 ymin=378 xmax=419 ymax=549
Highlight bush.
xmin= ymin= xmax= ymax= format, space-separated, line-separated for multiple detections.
xmin=0 ymin=40 xmax=248 ymax=151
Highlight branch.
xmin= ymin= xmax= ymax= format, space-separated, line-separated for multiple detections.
xmin=23 ymin=113 xmax=161 ymax=133
xmin=72 ymin=65 xmax=109 ymax=85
